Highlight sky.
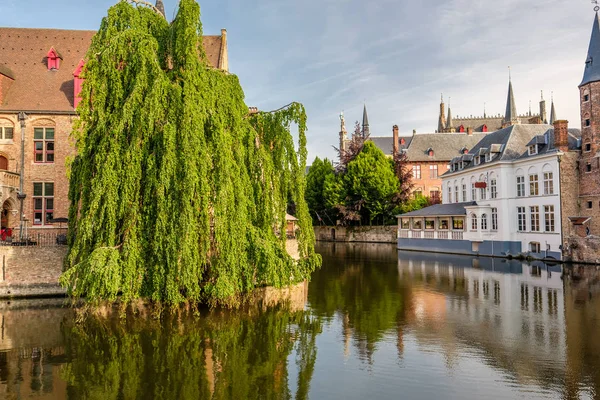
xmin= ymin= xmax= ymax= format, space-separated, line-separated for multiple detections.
xmin=0 ymin=0 xmax=595 ymax=163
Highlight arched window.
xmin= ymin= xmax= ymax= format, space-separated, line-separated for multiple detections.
xmin=481 ymin=214 xmax=488 ymax=230
xmin=471 ymin=213 xmax=478 ymax=231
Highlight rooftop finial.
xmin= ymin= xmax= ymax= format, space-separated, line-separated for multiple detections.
xmin=593 ymin=0 xmax=600 ymax=12
xmin=508 ymin=66 xmax=511 ymax=81
xmin=541 ymin=90 xmax=544 ymax=100
xmin=484 ymin=102 xmax=487 ymax=118
xmin=441 ymin=93 xmax=444 ymax=103
xmin=551 ymin=91 xmax=554 ymax=102
xmin=529 ymin=100 xmax=532 ymax=116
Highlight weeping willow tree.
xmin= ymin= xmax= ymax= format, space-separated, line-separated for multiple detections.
xmin=60 ymin=0 xmax=320 ymax=307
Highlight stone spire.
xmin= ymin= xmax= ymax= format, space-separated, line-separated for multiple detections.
xmin=504 ymin=72 xmax=517 ymax=126
xmin=362 ymin=103 xmax=370 ymax=138
xmin=550 ymin=93 xmax=557 ymax=124
xmin=581 ymin=13 xmax=600 ymax=86
xmin=339 ymin=111 xmax=348 ymax=154
xmin=540 ymin=90 xmax=548 ymax=124
xmin=155 ymin=0 xmax=166 ymax=18
xmin=438 ymin=94 xmax=446 ymax=133
xmin=446 ymin=99 xmax=454 ymax=131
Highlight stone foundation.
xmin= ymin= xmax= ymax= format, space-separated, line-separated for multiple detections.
xmin=314 ymin=225 xmax=397 ymax=243
xmin=565 ymin=237 xmax=600 ymax=264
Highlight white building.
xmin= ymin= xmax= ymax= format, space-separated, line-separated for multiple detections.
xmin=398 ymin=123 xmax=580 ymax=260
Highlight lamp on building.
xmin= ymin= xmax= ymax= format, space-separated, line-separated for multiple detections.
xmin=17 ymin=112 xmax=27 ymax=242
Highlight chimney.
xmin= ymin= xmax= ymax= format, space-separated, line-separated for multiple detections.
xmin=554 ymin=120 xmax=569 ymax=152
xmin=466 ymin=127 xmax=473 ymax=136
xmin=392 ymin=125 xmax=399 ymax=156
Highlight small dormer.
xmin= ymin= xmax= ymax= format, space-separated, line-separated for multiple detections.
xmin=459 ymin=125 xmax=465 ymax=133
xmin=426 ymin=147 xmax=434 ymax=157
xmin=482 ymin=124 xmax=488 ymax=133
xmin=47 ymin=47 xmax=63 ymax=71
xmin=528 ymin=144 xmax=538 ymax=155
xmin=474 ymin=156 xmax=480 ymax=165
xmin=461 ymin=147 xmax=469 ymax=154
xmin=73 ymin=60 xmax=85 ymax=108
xmin=400 ymin=138 xmax=406 ymax=145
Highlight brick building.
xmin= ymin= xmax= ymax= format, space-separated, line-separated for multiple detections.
xmin=0 ymin=15 xmax=228 ymax=238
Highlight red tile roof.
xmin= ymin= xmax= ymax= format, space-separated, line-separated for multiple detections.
xmin=0 ymin=27 xmax=225 ymax=113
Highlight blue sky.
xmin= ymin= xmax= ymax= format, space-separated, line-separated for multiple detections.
xmin=0 ymin=0 xmax=594 ymax=163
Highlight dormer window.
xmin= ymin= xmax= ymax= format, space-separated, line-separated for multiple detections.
xmin=474 ymin=156 xmax=480 ymax=166
xmin=400 ymin=138 xmax=406 ymax=145
xmin=528 ymin=145 xmax=538 ymax=155
xmin=427 ymin=148 xmax=434 ymax=157
xmin=485 ymin=153 xmax=492 ymax=162
xmin=47 ymin=47 xmax=63 ymax=71
xmin=459 ymin=125 xmax=465 ymax=133
xmin=482 ymin=125 xmax=488 ymax=133
xmin=461 ymin=147 xmax=469 ymax=154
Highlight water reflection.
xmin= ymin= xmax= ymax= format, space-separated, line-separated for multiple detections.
xmin=2 ymin=244 xmax=600 ymax=399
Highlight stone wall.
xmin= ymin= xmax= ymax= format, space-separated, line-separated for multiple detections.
xmin=314 ymin=225 xmax=397 ymax=243
xmin=0 ymin=246 xmax=66 ymax=298
xmin=560 ymin=151 xmax=581 ymax=244
xmin=565 ymin=237 xmax=600 ymax=264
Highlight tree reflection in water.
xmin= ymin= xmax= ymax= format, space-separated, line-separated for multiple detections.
xmin=60 ymin=305 xmax=321 ymax=400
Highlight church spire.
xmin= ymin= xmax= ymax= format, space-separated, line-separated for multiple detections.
xmin=446 ymin=98 xmax=454 ymax=130
xmin=581 ymin=13 xmax=600 ymax=86
xmin=155 ymin=0 xmax=166 ymax=17
xmin=362 ymin=103 xmax=370 ymax=138
xmin=550 ymin=93 xmax=557 ymax=124
xmin=504 ymin=70 xmax=517 ymax=125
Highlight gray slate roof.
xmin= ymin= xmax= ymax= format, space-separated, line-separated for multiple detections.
xmin=405 ymin=132 xmax=487 ymax=162
xmin=581 ymin=13 xmax=600 ymax=86
xmin=369 ymin=136 xmax=412 ymax=156
xmin=444 ymin=124 xmax=581 ymax=175
xmin=398 ymin=202 xmax=477 ymax=217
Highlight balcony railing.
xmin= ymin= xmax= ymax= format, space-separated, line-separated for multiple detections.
xmin=400 ymin=230 xmax=464 ymax=241
xmin=0 ymin=170 xmax=19 ymax=189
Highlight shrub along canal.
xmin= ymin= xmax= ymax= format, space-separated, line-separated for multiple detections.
xmin=0 ymin=242 xmax=598 ymax=399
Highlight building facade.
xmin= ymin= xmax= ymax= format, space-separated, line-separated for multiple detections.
xmin=0 ymin=15 xmax=229 ymax=239
xmin=398 ymin=123 xmax=581 ymax=260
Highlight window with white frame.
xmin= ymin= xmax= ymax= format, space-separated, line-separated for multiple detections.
xmin=481 ymin=214 xmax=488 ymax=230
xmin=517 ymin=207 xmax=526 ymax=231
xmin=455 ymin=186 xmax=459 ymax=203
xmin=544 ymin=205 xmax=555 ymax=232
xmin=530 ymin=206 xmax=540 ymax=232
xmin=516 ymin=176 xmax=525 ymax=197
xmin=412 ymin=165 xmax=421 ymax=179
xmin=491 ymin=208 xmax=498 ymax=231
xmin=543 ymin=172 xmax=554 ymax=195
xmin=471 ymin=213 xmax=478 ymax=231
xmin=480 ymin=186 xmax=486 ymax=200
xmin=0 ymin=126 xmax=14 ymax=140
xmin=448 ymin=186 xmax=452 ymax=203
xmin=462 ymin=184 xmax=467 ymax=202
xmin=490 ymin=179 xmax=497 ymax=199
xmin=529 ymin=174 xmax=539 ymax=196
xmin=471 ymin=183 xmax=476 ymax=201
xmin=530 ymin=242 xmax=541 ymax=253
xmin=475 ymin=156 xmax=480 ymax=165
xmin=429 ymin=164 xmax=438 ymax=179
xmin=528 ymin=145 xmax=538 ymax=155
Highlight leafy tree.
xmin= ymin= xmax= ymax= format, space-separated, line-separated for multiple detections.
xmin=334 ymin=121 xmax=369 ymax=172
xmin=60 ymin=0 xmax=320 ymax=307
xmin=344 ymin=142 xmax=399 ymax=225
xmin=399 ymin=194 xmax=432 ymax=214
xmin=392 ymin=150 xmax=414 ymax=206
xmin=305 ymin=157 xmax=335 ymax=224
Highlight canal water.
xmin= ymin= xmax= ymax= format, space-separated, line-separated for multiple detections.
xmin=1 ymin=242 xmax=599 ymax=399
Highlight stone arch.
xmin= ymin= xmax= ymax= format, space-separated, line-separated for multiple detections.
xmin=30 ymin=118 xmax=56 ymax=127
xmin=542 ymin=163 xmax=553 ymax=173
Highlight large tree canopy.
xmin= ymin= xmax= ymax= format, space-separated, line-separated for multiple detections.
xmin=60 ymin=0 xmax=320 ymax=307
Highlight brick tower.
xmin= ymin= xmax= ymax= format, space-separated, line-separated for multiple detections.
xmin=579 ymin=12 xmax=600 ymax=233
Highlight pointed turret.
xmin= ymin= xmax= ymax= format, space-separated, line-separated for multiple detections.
xmin=504 ymin=77 xmax=517 ymax=126
xmin=581 ymin=13 xmax=600 ymax=86
xmin=438 ymin=94 xmax=446 ymax=133
xmin=362 ymin=104 xmax=370 ymax=138
xmin=550 ymin=95 xmax=557 ymax=125
xmin=155 ymin=0 xmax=166 ymax=17
xmin=446 ymin=103 xmax=454 ymax=131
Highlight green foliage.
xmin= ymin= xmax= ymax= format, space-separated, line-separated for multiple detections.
xmin=305 ymin=157 xmax=335 ymax=224
xmin=344 ymin=142 xmax=399 ymax=224
xmin=61 ymin=306 xmax=321 ymax=399
xmin=398 ymin=194 xmax=432 ymax=214
xmin=61 ymin=0 xmax=320 ymax=307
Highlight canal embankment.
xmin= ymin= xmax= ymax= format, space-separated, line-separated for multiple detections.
xmin=314 ymin=225 xmax=397 ymax=243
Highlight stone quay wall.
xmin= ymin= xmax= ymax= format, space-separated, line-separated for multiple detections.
xmin=0 ymin=246 xmax=67 ymax=298
xmin=565 ymin=237 xmax=600 ymax=264
xmin=314 ymin=226 xmax=397 ymax=244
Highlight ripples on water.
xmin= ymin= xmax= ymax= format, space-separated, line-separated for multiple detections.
xmin=1 ymin=242 xmax=600 ymax=399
